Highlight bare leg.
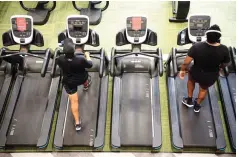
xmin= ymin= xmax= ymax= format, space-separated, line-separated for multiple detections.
xmin=187 ymin=73 xmax=195 ymax=98
xmin=197 ymin=86 xmax=208 ymax=105
xmin=69 ymin=92 xmax=80 ymax=124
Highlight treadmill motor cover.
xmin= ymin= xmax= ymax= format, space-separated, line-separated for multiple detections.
xmin=116 ymin=56 xmax=156 ymax=76
xmin=11 ymin=16 xmax=33 ymax=45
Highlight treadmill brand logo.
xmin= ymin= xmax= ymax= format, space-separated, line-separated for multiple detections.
xmin=131 ymin=60 xmax=145 ymax=68
xmin=10 ymin=118 xmax=17 ymax=136
xmin=207 ymin=121 xmax=214 ymax=138
xmin=145 ymin=83 xmax=149 ymax=98
xmin=89 ymin=129 xmax=94 ymax=146
xmin=130 ymin=60 xmax=141 ymax=63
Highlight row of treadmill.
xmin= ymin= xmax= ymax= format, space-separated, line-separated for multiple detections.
xmin=0 ymin=14 xmax=235 ymax=151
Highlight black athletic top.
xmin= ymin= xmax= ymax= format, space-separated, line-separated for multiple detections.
xmin=57 ymin=53 xmax=93 ymax=84
xmin=188 ymin=42 xmax=230 ymax=73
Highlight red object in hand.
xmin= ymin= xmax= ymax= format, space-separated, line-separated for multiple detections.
xmin=16 ymin=18 xmax=26 ymax=32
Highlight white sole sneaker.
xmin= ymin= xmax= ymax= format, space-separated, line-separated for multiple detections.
xmin=182 ymin=100 xmax=194 ymax=108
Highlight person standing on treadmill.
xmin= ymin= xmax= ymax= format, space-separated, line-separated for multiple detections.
xmin=57 ymin=38 xmax=93 ymax=131
xmin=179 ymin=25 xmax=230 ymax=112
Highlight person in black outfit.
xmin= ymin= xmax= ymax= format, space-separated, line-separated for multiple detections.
xmin=179 ymin=25 xmax=230 ymax=112
xmin=57 ymin=38 xmax=93 ymax=131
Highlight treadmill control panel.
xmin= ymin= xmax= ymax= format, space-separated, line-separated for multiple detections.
xmin=188 ymin=15 xmax=211 ymax=42
xmin=11 ymin=15 xmax=33 ymax=45
xmin=67 ymin=15 xmax=89 ymax=45
xmin=126 ymin=16 xmax=147 ymax=44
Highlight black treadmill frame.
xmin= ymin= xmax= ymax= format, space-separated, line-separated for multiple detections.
xmin=0 ymin=48 xmax=60 ymax=149
xmin=53 ymin=48 xmax=109 ymax=149
xmin=110 ymin=48 xmax=163 ymax=149
xmin=165 ymin=47 xmax=226 ymax=150
xmin=217 ymin=46 xmax=236 ymax=151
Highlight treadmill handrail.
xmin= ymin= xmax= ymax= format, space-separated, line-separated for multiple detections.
xmin=231 ymin=47 xmax=236 ymax=71
xmin=172 ymin=48 xmax=178 ymax=76
xmin=113 ymin=52 xmax=161 ymax=60
xmin=0 ymin=49 xmax=52 ymax=77
xmin=158 ymin=48 xmax=163 ymax=76
xmin=19 ymin=1 xmax=56 ymax=12
xmin=113 ymin=49 xmax=159 ymax=54
xmin=51 ymin=47 xmax=61 ymax=77
xmin=110 ymin=47 xmax=115 ymax=77
xmin=51 ymin=48 xmax=107 ymax=77
xmin=99 ymin=48 xmax=105 ymax=78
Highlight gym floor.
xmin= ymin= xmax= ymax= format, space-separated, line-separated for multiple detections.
xmin=0 ymin=1 xmax=236 ymax=156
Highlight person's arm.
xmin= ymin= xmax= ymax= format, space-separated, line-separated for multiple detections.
xmin=220 ymin=47 xmax=231 ymax=69
xmin=179 ymin=56 xmax=193 ymax=79
xmin=179 ymin=45 xmax=195 ymax=79
xmin=84 ymin=51 xmax=93 ymax=68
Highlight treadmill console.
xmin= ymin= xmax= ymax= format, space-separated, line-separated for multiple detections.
xmin=67 ymin=15 xmax=89 ymax=45
xmin=126 ymin=16 xmax=147 ymax=44
xmin=11 ymin=15 xmax=33 ymax=45
xmin=188 ymin=15 xmax=211 ymax=42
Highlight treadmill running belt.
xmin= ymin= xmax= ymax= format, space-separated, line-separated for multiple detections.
xmin=120 ymin=73 xmax=152 ymax=146
xmin=63 ymin=72 xmax=100 ymax=146
xmin=176 ymin=76 xmax=216 ymax=147
xmin=6 ymin=73 xmax=51 ymax=146
xmin=227 ymin=73 xmax=236 ymax=113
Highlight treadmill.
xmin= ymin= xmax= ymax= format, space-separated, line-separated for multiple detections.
xmin=0 ymin=15 xmax=60 ymax=149
xmin=111 ymin=16 xmax=163 ymax=149
xmin=218 ymin=47 xmax=236 ymax=151
xmin=165 ymin=15 xmax=226 ymax=150
xmin=54 ymin=15 xmax=109 ymax=149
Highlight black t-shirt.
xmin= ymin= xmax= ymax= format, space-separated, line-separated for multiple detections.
xmin=57 ymin=53 xmax=93 ymax=84
xmin=188 ymin=42 xmax=230 ymax=73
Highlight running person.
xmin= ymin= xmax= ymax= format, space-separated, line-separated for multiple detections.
xmin=57 ymin=38 xmax=93 ymax=131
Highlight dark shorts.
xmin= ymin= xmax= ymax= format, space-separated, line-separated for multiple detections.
xmin=189 ymin=67 xmax=219 ymax=89
xmin=63 ymin=74 xmax=88 ymax=95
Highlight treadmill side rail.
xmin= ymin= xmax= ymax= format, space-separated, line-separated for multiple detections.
xmin=94 ymin=75 xmax=109 ymax=148
xmin=0 ymin=76 xmax=23 ymax=148
xmin=151 ymin=76 xmax=162 ymax=149
xmin=218 ymin=77 xmax=236 ymax=150
xmin=0 ymin=74 xmax=13 ymax=119
xmin=111 ymin=77 xmax=121 ymax=148
xmin=54 ymin=88 xmax=68 ymax=149
xmin=37 ymin=77 xmax=60 ymax=148
xmin=167 ymin=77 xmax=183 ymax=149
xmin=208 ymin=86 xmax=226 ymax=150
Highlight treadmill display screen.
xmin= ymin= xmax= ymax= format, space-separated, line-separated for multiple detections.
xmin=68 ymin=17 xmax=88 ymax=38
xmin=11 ymin=17 xmax=32 ymax=38
xmin=189 ymin=15 xmax=210 ymax=36
xmin=126 ymin=17 xmax=147 ymax=37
